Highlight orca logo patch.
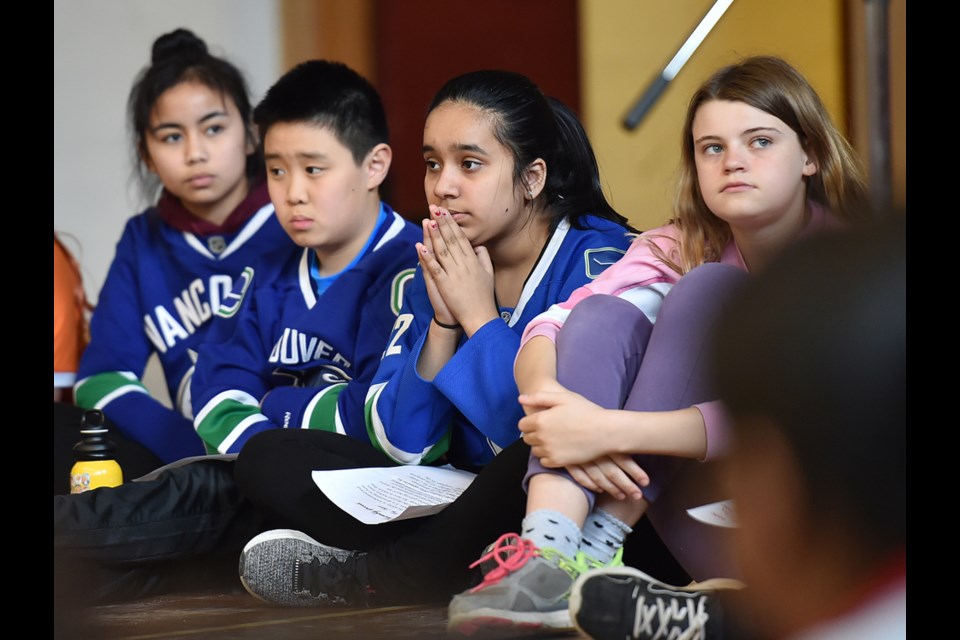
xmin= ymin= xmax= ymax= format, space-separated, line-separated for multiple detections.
xmin=584 ymin=247 xmax=626 ymax=279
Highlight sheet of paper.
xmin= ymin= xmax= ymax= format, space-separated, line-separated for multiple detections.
xmin=312 ymin=465 xmax=477 ymax=525
xmin=686 ymin=499 xmax=738 ymax=528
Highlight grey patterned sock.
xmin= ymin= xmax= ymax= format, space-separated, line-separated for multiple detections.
xmin=521 ymin=509 xmax=581 ymax=559
xmin=578 ymin=508 xmax=631 ymax=564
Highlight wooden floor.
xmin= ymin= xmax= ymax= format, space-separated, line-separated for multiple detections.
xmin=57 ymin=586 xmax=588 ymax=640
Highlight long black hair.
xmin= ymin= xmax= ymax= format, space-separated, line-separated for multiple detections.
xmin=428 ymin=70 xmax=635 ymax=232
xmin=127 ymin=28 xmax=260 ymax=199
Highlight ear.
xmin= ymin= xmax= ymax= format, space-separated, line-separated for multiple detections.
xmin=802 ymin=152 xmax=818 ymax=177
xmin=245 ymin=122 xmax=260 ymax=157
xmin=364 ymin=143 xmax=393 ymax=191
xmin=140 ymin=145 xmax=156 ymax=175
xmin=522 ymin=158 xmax=547 ymax=201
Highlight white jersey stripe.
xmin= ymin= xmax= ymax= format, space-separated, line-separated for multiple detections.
xmin=366 ymin=382 xmax=434 ymax=464
xmin=180 ymin=204 xmax=276 ymax=261
xmin=510 ymin=219 xmax=570 ymax=327
xmin=183 ymin=233 xmax=215 ymax=259
xmin=194 ymin=389 xmax=260 ymax=426
xmin=372 ymin=212 xmax=406 ymax=252
xmin=296 ymin=249 xmax=316 ymax=308
xmin=300 ymin=385 xmax=343 ymax=430
xmin=218 ymin=205 xmax=276 ymax=259
xmin=218 ymin=414 xmax=270 ymax=453
xmin=96 ymin=384 xmax=149 ymax=409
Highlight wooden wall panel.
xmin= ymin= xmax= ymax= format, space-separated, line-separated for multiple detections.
xmin=280 ymin=0 xmax=375 ymax=79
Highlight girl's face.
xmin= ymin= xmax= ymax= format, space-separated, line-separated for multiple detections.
xmin=692 ymin=100 xmax=817 ymax=234
xmin=422 ymin=102 xmax=528 ymax=247
xmin=142 ymin=80 xmax=254 ymax=224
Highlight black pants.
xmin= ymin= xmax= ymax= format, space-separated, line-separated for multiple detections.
xmin=53 ymin=402 xmax=164 ymax=495
xmin=53 ymin=428 xmax=686 ymax=605
xmin=53 ymin=458 xmax=263 ymax=602
xmin=236 ymin=430 xmax=687 ymax=605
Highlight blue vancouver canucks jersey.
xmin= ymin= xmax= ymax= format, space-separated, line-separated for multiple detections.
xmin=193 ymin=207 xmax=420 ymax=454
xmin=365 ymin=215 xmax=632 ymax=469
xmin=75 ymin=197 xmax=296 ymax=463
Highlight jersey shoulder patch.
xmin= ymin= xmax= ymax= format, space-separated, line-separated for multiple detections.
xmin=584 ymin=247 xmax=626 ymax=279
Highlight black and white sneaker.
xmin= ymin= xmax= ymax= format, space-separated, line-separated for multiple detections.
xmin=569 ymin=566 xmax=743 ymax=640
xmin=239 ymin=529 xmax=373 ymax=607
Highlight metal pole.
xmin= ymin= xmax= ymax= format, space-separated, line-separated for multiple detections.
xmin=864 ymin=0 xmax=892 ymax=211
xmin=622 ymin=0 xmax=735 ymax=130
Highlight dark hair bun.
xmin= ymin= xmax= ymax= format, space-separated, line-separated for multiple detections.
xmin=151 ymin=28 xmax=208 ymax=65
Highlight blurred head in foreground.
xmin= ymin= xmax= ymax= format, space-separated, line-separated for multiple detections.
xmin=712 ymin=215 xmax=906 ymax=638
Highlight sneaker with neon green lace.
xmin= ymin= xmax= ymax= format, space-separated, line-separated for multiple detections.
xmin=581 ymin=546 xmax=625 ymax=570
xmin=476 ymin=537 xmax=623 ymax=577
xmin=448 ymin=533 xmax=609 ymax=636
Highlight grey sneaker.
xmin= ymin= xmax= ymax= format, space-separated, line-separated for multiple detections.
xmin=239 ymin=529 xmax=372 ymax=607
xmin=447 ymin=533 xmax=586 ymax=636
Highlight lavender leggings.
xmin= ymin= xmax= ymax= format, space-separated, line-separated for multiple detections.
xmin=524 ymin=262 xmax=748 ymax=580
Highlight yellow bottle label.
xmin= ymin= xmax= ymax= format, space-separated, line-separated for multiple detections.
xmin=70 ymin=460 xmax=123 ymax=494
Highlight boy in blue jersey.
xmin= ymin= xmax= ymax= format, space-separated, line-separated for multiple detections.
xmin=54 ymin=59 xmax=420 ymax=603
xmin=191 ymin=59 xmax=419 ymax=452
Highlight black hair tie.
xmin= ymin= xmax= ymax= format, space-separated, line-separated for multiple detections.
xmin=433 ymin=315 xmax=462 ymax=331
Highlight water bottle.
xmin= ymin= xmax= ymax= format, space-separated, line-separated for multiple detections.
xmin=70 ymin=409 xmax=123 ymax=493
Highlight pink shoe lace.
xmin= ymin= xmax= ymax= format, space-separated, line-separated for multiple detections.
xmin=467 ymin=533 xmax=539 ymax=593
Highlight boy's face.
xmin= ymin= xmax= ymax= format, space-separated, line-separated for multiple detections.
xmin=264 ymin=122 xmax=378 ymax=264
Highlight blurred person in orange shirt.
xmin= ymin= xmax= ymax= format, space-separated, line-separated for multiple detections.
xmin=54 ymin=234 xmax=91 ymax=403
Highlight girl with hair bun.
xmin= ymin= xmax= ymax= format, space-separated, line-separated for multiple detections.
xmin=55 ymin=28 xmax=296 ymax=489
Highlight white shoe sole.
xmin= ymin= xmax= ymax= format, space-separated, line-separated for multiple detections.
xmin=447 ymin=607 xmax=574 ymax=637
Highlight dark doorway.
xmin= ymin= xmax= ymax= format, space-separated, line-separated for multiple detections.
xmin=374 ymin=0 xmax=581 ymax=220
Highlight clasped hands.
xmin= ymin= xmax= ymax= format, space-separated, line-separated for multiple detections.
xmin=417 ymin=205 xmax=497 ymax=337
xmin=519 ymin=382 xmax=650 ymax=501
